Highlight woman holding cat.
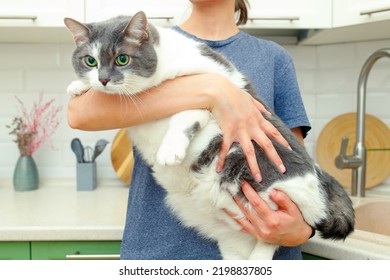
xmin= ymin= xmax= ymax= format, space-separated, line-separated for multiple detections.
xmin=67 ymin=0 xmax=313 ymax=259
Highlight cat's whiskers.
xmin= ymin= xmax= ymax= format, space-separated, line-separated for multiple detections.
xmin=75 ymin=87 xmax=99 ymax=106
xmin=117 ymin=87 xmax=146 ymax=120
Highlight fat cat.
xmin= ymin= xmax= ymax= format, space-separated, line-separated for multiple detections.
xmin=65 ymin=11 xmax=354 ymax=259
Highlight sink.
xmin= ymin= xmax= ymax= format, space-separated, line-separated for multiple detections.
xmin=303 ymin=186 xmax=390 ymax=260
xmin=354 ymin=201 xmax=390 ymax=236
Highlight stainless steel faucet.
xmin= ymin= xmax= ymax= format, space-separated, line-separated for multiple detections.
xmin=335 ymin=48 xmax=390 ymax=197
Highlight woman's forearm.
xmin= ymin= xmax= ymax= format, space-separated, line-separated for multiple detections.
xmin=67 ymin=72 xmax=289 ymax=179
xmin=67 ymin=74 xmax=219 ymax=131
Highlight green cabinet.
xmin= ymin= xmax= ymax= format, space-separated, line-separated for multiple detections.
xmin=0 ymin=241 xmax=121 ymax=260
xmin=1 ymin=242 xmax=324 ymax=260
xmin=0 ymin=242 xmax=30 ymax=260
xmin=302 ymin=252 xmax=328 ymax=260
xmin=31 ymin=241 xmax=121 ymax=260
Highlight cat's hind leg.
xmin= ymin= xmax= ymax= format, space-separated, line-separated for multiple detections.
xmin=217 ymin=232 xmax=258 ymax=260
xmin=248 ymin=241 xmax=278 ymax=260
xmin=157 ymin=109 xmax=211 ymax=165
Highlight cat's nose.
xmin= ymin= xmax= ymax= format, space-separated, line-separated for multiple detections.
xmin=99 ymin=79 xmax=110 ymax=86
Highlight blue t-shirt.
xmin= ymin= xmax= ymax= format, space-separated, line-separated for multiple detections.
xmin=120 ymin=28 xmax=311 ymax=260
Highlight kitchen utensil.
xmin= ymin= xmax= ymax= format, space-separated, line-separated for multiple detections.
xmin=111 ymin=129 xmax=133 ymax=185
xmin=83 ymin=146 xmax=93 ymax=162
xmin=316 ymin=113 xmax=390 ymax=189
xmin=91 ymin=139 xmax=109 ymax=162
xmin=71 ymin=138 xmax=85 ymax=163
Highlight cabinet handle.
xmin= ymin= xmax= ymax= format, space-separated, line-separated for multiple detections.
xmin=360 ymin=6 xmax=390 ymax=16
xmin=0 ymin=15 xmax=37 ymax=20
xmin=147 ymin=16 xmax=174 ymax=21
xmin=249 ymin=16 xmax=300 ymax=22
xmin=66 ymin=254 xmax=120 ymax=260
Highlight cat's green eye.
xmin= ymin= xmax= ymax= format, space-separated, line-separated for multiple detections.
xmin=84 ymin=56 xmax=97 ymax=67
xmin=115 ymin=54 xmax=130 ymax=66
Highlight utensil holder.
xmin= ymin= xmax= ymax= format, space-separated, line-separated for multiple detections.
xmin=76 ymin=162 xmax=97 ymax=191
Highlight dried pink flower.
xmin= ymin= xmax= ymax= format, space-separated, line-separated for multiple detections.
xmin=7 ymin=92 xmax=63 ymax=156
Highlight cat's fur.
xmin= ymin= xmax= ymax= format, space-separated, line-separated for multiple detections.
xmin=65 ymin=11 xmax=354 ymax=259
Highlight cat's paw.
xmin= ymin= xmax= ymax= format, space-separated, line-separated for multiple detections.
xmin=67 ymin=80 xmax=90 ymax=97
xmin=157 ymin=133 xmax=189 ymax=166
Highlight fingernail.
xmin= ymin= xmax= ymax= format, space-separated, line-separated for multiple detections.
xmin=270 ymin=189 xmax=278 ymax=197
xmin=288 ymin=145 xmax=292 ymax=151
xmin=279 ymin=164 xmax=286 ymax=173
xmin=255 ymin=174 xmax=262 ymax=182
xmin=216 ymin=165 xmax=222 ymax=173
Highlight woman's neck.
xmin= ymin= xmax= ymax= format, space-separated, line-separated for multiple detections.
xmin=180 ymin=1 xmax=239 ymax=41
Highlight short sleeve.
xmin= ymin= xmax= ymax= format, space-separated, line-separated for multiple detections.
xmin=274 ymin=52 xmax=311 ymax=138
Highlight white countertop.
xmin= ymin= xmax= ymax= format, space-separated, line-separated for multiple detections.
xmin=0 ymin=178 xmax=129 ymax=241
xmin=302 ymin=184 xmax=390 ymax=260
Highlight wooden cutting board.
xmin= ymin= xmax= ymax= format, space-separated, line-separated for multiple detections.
xmin=316 ymin=113 xmax=390 ymax=189
xmin=111 ymin=129 xmax=133 ymax=185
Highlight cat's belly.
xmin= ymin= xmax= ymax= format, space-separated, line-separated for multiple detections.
xmin=127 ymin=118 xmax=171 ymax=165
xmin=153 ymin=159 xmax=243 ymax=240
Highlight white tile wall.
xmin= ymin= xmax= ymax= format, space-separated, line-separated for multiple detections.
xmin=1 ymin=38 xmax=389 ymax=184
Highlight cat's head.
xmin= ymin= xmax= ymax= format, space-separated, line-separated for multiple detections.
xmin=64 ymin=11 xmax=159 ymax=94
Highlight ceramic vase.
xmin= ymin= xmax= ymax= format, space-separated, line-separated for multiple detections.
xmin=13 ymin=155 xmax=39 ymax=191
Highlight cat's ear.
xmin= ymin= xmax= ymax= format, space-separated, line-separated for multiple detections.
xmin=64 ymin=18 xmax=91 ymax=47
xmin=123 ymin=11 xmax=149 ymax=45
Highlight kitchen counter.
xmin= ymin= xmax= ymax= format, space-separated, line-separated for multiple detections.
xmin=0 ymin=178 xmax=129 ymax=241
xmin=302 ymin=184 xmax=390 ymax=260
xmin=1 ymin=177 xmax=390 ymax=259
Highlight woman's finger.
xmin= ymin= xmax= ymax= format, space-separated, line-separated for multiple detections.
xmin=252 ymin=98 xmax=271 ymax=116
xmin=216 ymin=136 xmax=232 ymax=173
xmin=228 ymin=199 xmax=258 ymax=235
xmin=258 ymin=115 xmax=291 ymax=151
xmin=252 ymin=130 xmax=286 ymax=174
xmin=237 ymin=134 xmax=262 ymax=182
xmin=240 ymin=180 xmax=272 ymax=218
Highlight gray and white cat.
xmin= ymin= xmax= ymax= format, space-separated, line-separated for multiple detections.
xmin=65 ymin=11 xmax=354 ymax=259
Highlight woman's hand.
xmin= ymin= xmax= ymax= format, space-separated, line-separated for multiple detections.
xmin=206 ymin=75 xmax=289 ymax=182
xmin=227 ymin=181 xmax=313 ymax=246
